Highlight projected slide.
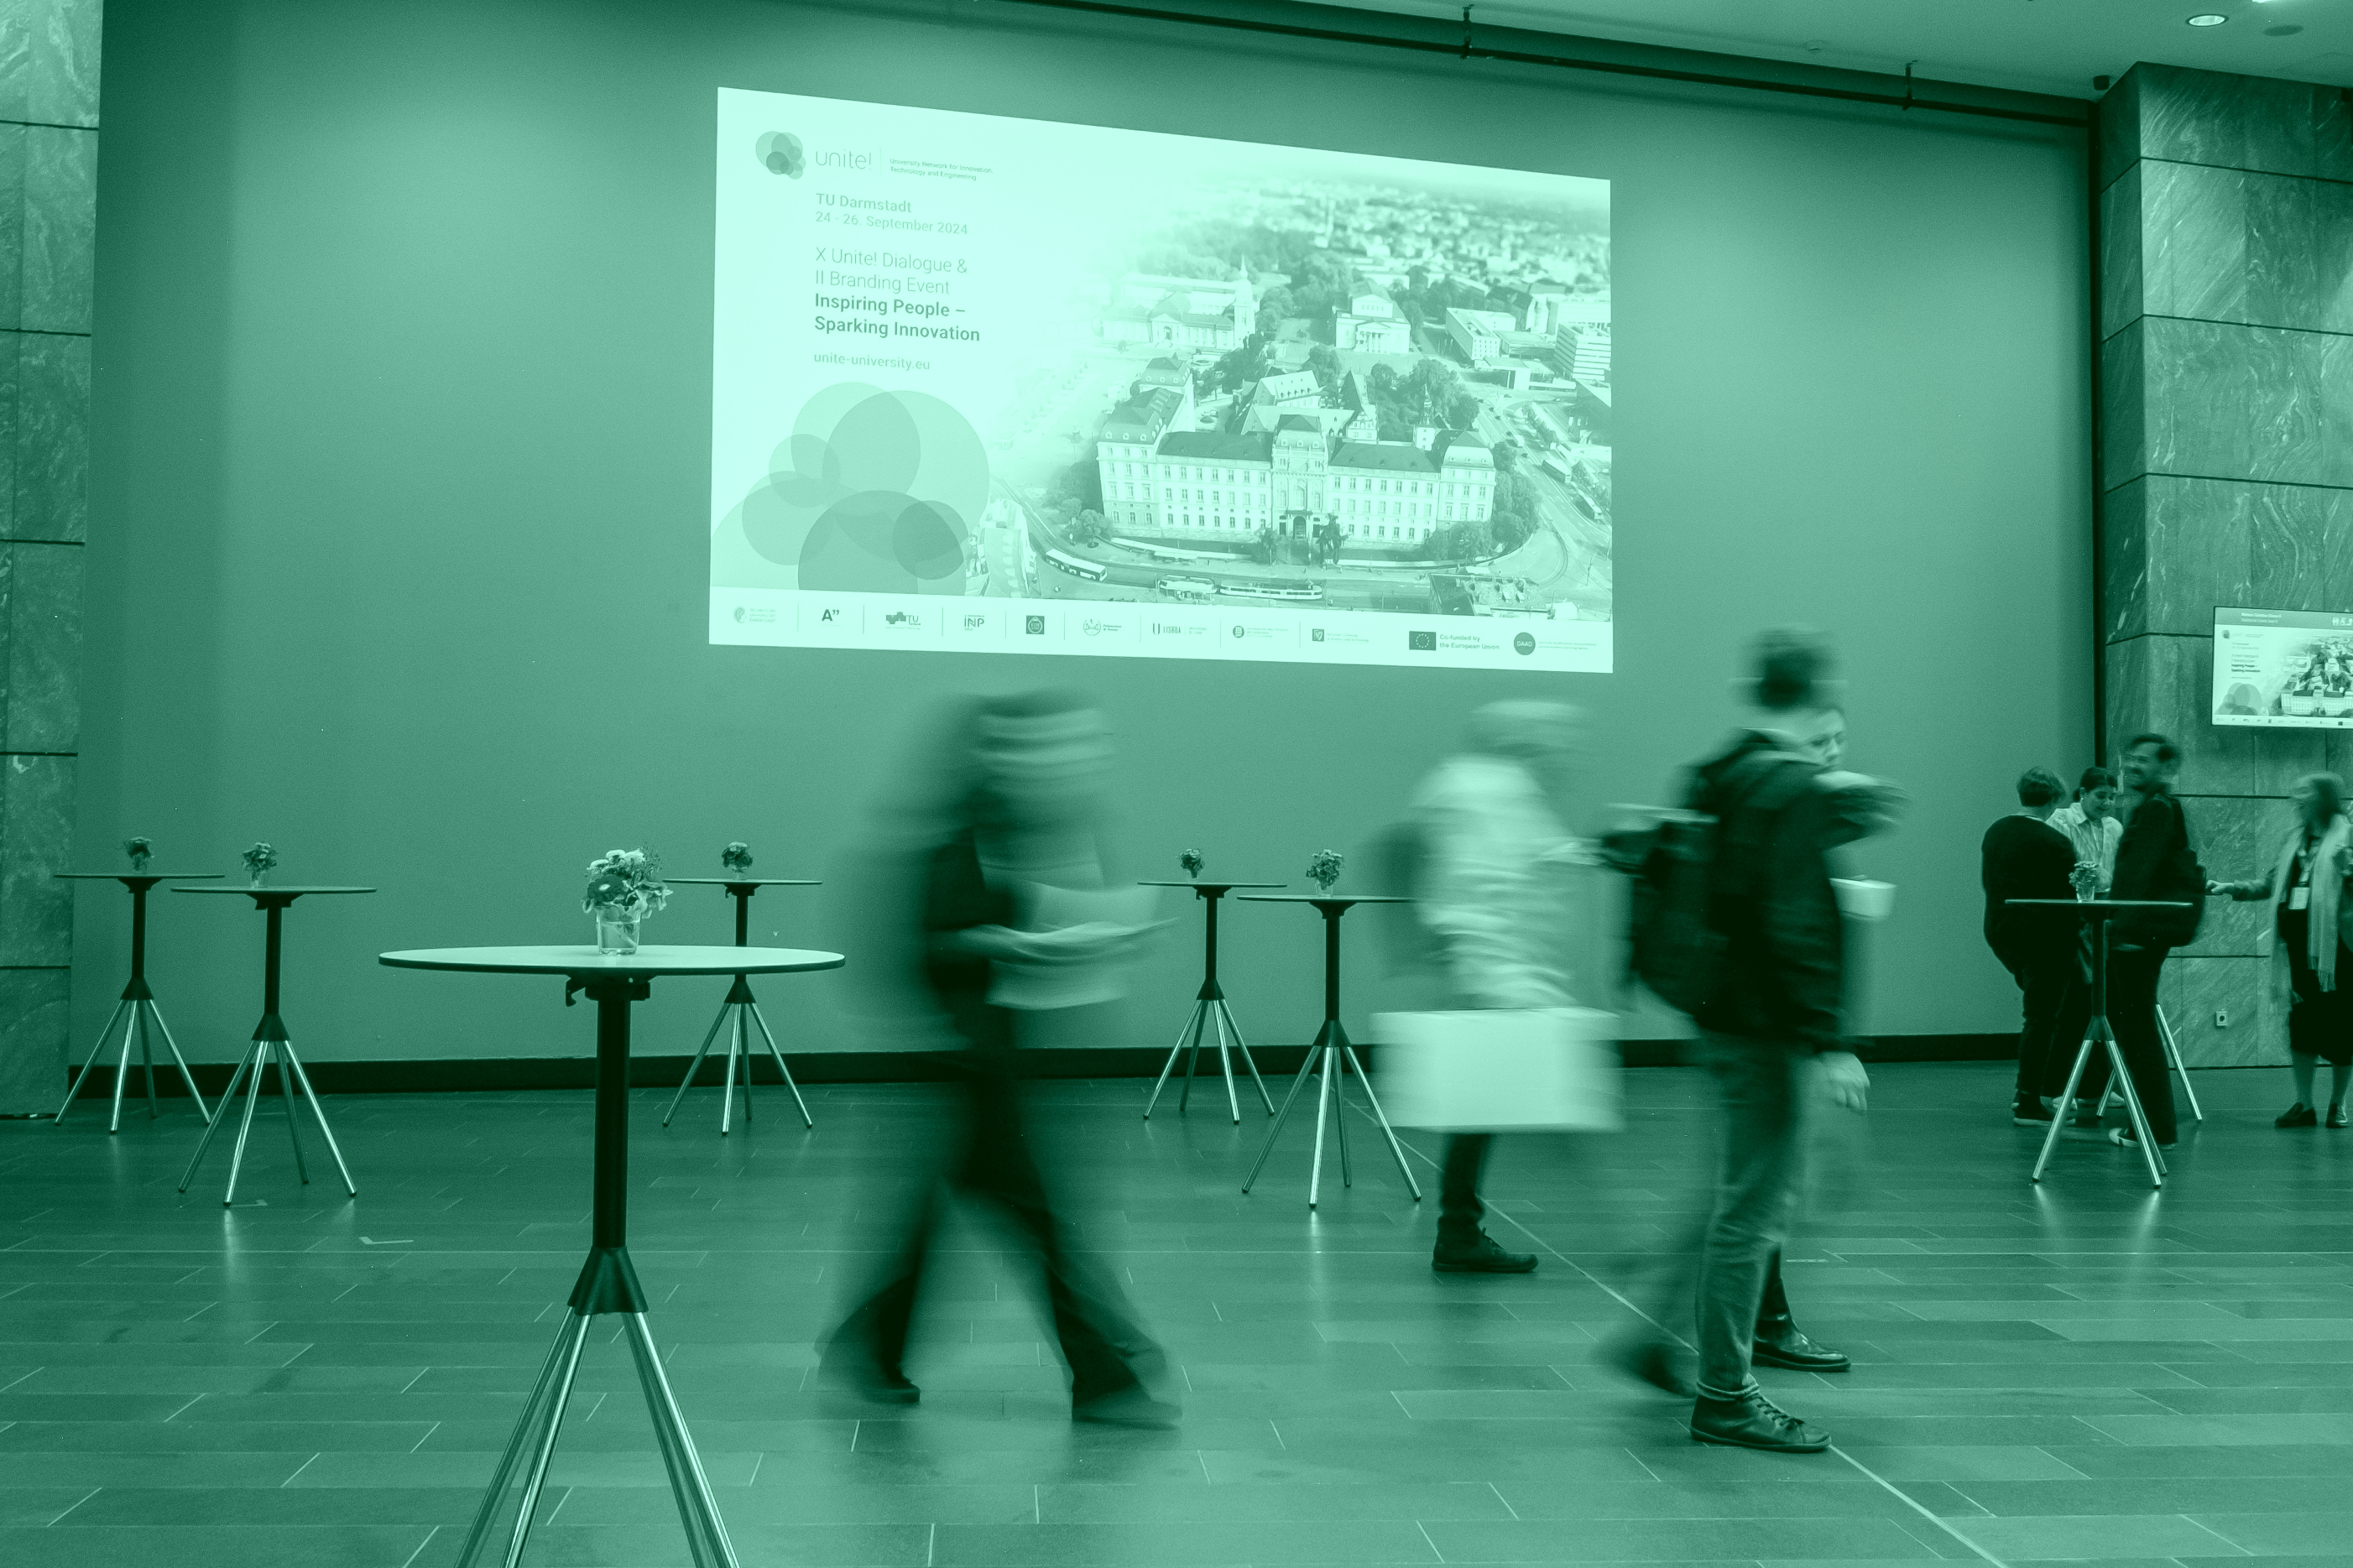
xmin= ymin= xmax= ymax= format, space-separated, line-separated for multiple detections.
xmin=710 ymin=89 xmax=1612 ymax=671
xmin=2214 ymin=607 xmax=2353 ymax=729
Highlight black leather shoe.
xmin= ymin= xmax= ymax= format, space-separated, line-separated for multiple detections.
xmin=1751 ymin=1330 xmax=1850 ymax=1373
xmin=2013 ymin=1099 xmax=2055 ymax=1127
xmin=2279 ymin=1102 xmax=2319 ymax=1128
xmin=1689 ymin=1388 xmax=1829 ymax=1451
xmin=1433 ymin=1232 xmax=1537 ymax=1274
xmin=1072 ymin=1387 xmax=1181 ymax=1428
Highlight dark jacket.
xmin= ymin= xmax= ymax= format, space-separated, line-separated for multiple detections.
xmin=920 ymin=829 xmax=1017 ymax=1049
xmin=1980 ymin=815 xmax=2077 ymax=970
xmin=1689 ymin=732 xmax=1844 ymax=1053
xmin=2110 ymin=786 xmax=2195 ymax=948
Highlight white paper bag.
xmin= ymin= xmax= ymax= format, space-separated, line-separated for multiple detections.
xmin=1371 ymin=1007 xmax=1621 ymax=1132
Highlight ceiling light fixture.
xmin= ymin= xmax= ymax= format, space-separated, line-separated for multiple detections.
xmin=2187 ymin=13 xmax=2228 ymax=24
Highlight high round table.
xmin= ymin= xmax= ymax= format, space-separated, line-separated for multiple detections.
xmin=1135 ymin=879 xmax=1284 ymax=1122
xmin=176 ymin=884 xmax=374 ymax=1205
xmin=1237 ymin=894 xmax=1422 ymax=1208
xmin=54 ymin=871 xmax=222 ymax=1131
xmin=661 ymin=878 xmax=823 ymax=1133
xmin=378 ymin=945 xmax=843 ymax=1568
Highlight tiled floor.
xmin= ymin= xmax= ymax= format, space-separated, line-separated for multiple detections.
xmin=3 ymin=1059 xmax=2350 ymax=1567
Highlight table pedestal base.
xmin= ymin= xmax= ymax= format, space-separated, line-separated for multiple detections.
xmin=662 ymin=977 xmax=811 ymax=1133
xmin=2032 ymin=1017 xmax=2168 ymax=1188
xmin=457 ymin=1247 xmax=737 ymax=1568
xmin=176 ymin=1019 xmax=357 ymax=1206
xmin=1143 ymin=986 xmax=1272 ymax=1123
xmin=57 ymin=980 xmax=212 ymax=1132
xmin=1242 ymin=1020 xmax=1422 ymax=1208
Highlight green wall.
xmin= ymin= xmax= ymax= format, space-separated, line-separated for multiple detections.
xmin=74 ymin=0 xmax=2091 ymax=1072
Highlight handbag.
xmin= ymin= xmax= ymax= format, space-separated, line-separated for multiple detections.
xmin=1370 ymin=1007 xmax=1621 ymax=1132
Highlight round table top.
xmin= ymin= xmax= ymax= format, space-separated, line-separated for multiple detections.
xmin=667 ymin=878 xmax=822 ymax=887
xmin=2006 ymin=899 xmax=2195 ymax=909
xmin=57 ymin=871 xmax=223 ymax=882
xmin=1241 ymin=892 xmax=1412 ymax=906
xmin=178 ymin=884 xmax=376 ymax=896
xmin=1137 ymin=880 xmax=1286 ymax=891
xmin=378 ymin=944 xmax=844 ymax=977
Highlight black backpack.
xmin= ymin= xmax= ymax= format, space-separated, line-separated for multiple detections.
xmin=1616 ymin=748 xmax=1799 ymax=1016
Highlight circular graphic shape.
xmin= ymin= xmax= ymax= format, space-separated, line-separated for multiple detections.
xmin=1514 ymin=632 xmax=1536 ymax=655
xmin=890 ymin=499 xmax=968 ymax=580
xmin=756 ymin=131 xmax=805 ymax=178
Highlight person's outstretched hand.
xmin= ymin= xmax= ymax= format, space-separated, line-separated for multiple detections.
xmin=1819 ymin=1050 xmax=1870 ymax=1113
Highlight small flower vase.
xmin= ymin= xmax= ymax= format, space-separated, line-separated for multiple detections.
xmin=248 ymin=867 xmax=269 ymax=890
xmin=595 ymin=912 xmax=641 ymax=956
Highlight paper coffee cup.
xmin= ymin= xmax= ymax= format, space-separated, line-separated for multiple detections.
xmin=1833 ymin=878 xmax=1895 ymax=921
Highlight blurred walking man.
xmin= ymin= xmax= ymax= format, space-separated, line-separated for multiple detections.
xmin=1681 ymin=629 xmax=1870 ymax=1453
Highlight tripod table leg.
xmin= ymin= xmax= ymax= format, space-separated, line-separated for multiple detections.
xmin=2102 ymin=1028 xmax=2166 ymax=1187
xmin=274 ymin=1051 xmax=310 ymax=1186
xmin=279 ymin=1043 xmax=357 ymax=1197
xmin=623 ymin=1313 xmax=742 ymax=1568
xmin=179 ymin=1045 xmax=258 ymax=1193
xmin=1331 ymin=1050 xmax=1353 ymax=1190
xmin=746 ymin=1004 xmax=812 ymax=1128
xmin=1219 ymin=1000 xmax=1275 ymax=1114
xmin=106 ymin=1013 xmax=134 ymax=1136
xmin=1307 ymin=1050 xmax=1336 ymax=1209
xmin=218 ymin=1044 xmax=269 ymax=1207
xmin=664 ymin=1006 xmax=733 ymax=1128
xmin=2157 ymin=1005 xmax=2204 ymax=1122
xmin=721 ymin=1011 xmax=741 ymax=1136
xmin=1142 ymin=1005 xmax=1205 ymax=1120
xmin=1210 ymin=1002 xmax=1241 ymax=1125
xmin=1242 ymin=1045 xmax=1323 ymax=1194
xmin=2031 ymin=1034 xmax=2098 ymax=1183
xmin=451 ymin=1306 xmax=592 ymax=1568
xmin=55 ymin=999 xmax=131 ymax=1125
xmin=137 ymin=1004 xmax=161 ymax=1123
xmin=146 ymin=1000 xmax=214 ymax=1123
xmin=1343 ymin=1045 xmax=1423 ymax=1201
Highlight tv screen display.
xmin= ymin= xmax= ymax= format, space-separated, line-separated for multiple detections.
xmin=2213 ymin=607 xmax=2353 ymax=728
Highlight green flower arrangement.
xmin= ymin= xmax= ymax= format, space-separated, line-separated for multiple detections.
xmin=243 ymin=842 xmax=279 ymax=887
xmin=1307 ymin=849 xmax=1343 ymax=893
xmin=1179 ymin=848 xmax=1205 ymax=879
xmin=721 ymin=841 xmax=754 ymax=873
xmin=584 ymin=848 xmax=670 ymax=919
xmin=123 ymin=836 xmax=153 ymax=872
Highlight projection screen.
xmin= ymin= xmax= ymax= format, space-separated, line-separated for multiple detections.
xmin=709 ymin=88 xmax=1612 ymax=671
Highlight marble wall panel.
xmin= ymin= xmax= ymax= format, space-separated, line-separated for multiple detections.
xmin=2178 ymin=792 xmax=2289 ymax=958
xmin=2103 ymin=476 xmax=2149 ymax=641
xmin=2140 ymin=159 xmax=2250 ymax=329
xmin=0 ymin=329 xmax=17 ymax=539
xmin=1 ymin=540 xmax=81 ymax=753
xmin=24 ymin=0 xmax=98 ymax=130
xmin=15 ymin=329 xmax=85 ymax=541
xmin=0 ymin=751 xmax=72 ymax=966
xmin=2141 ymin=317 xmax=2349 ymax=491
xmin=0 ymin=966 xmax=66 ymax=1112
xmin=2095 ymin=65 xmax=2144 ymax=194
xmin=2101 ymin=315 xmax=2146 ymax=491
xmin=0 ymin=123 xmax=20 ymax=333
xmin=19 ymin=124 xmax=91 ymax=336
xmin=2102 ymin=475 xmax=2271 ymax=642
xmin=2100 ymin=159 xmax=2143 ymax=343
xmin=2131 ymin=63 xmax=2353 ymax=184
xmin=2105 ymin=630 xmax=2328 ymax=796
xmin=2161 ymin=953 xmax=2277 ymax=1068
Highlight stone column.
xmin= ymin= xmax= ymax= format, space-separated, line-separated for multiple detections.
xmin=0 ymin=0 xmax=97 ymax=1112
xmin=2100 ymin=64 xmax=2353 ymax=1067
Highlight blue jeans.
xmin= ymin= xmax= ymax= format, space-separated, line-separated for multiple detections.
xmin=1693 ymin=1033 xmax=1813 ymax=1400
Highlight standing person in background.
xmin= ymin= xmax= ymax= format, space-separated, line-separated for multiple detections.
xmin=2212 ymin=774 xmax=2353 ymax=1128
xmin=2085 ymin=732 xmax=2198 ymax=1152
xmin=820 ymin=690 xmax=1175 ymax=1428
xmin=1410 ymin=700 xmax=1585 ymax=1274
xmin=1981 ymin=768 xmax=2080 ymax=1128
xmin=2049 ymin=768 xmax=2123 ymax=892
xmin=1681 ymin=628 xmax=1873 ymax=1453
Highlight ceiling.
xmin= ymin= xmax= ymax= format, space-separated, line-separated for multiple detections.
xmin=1286 ymin=0 xmax=2353 ymax=97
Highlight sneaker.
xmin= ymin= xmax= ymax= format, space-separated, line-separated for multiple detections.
xmin=1689 ymin=1388 xmax=1829 ymax=1452
xmin=2277 ymin=1103 xmax=2318 ymax=1128
xmin=1432 ymin=1232 xmax=1538 ymax=1274
xmin=2331 ymin=1106 xmax=2349 ymax=1129
xmin=2013 ymin=1099 xmax=2055 ymax=1127
xmin=2110 ymin=1126 xmax=2178 ymax=1151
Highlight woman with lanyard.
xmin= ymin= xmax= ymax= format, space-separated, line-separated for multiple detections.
xmin=2214 ymin=774 xmax=2353 ymax=1128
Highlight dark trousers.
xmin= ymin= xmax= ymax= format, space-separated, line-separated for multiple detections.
xmin=1693 ymin=1034 xmax=1810 ymax=1399
xmin=827 ymin=1015 xmax=1157 ymax=1401
xmin=1437 ymin=1133 xmax=1492 ymax=1250
xmin=2079 ymin=945 xmax=2177 ymax=1143
xmin=2001 ymin=944 xmax=2084 ymax=1102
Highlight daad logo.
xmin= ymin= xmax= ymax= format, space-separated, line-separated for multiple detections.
xmin=1408 ymin=630 xmax=1437 ymax=651
xmin=1514 ymin=633 xmax=1536 ymax=655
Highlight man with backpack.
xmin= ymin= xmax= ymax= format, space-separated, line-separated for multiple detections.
xmin=1662 ymin=628 xmax=1872 ymax=1453
xmin=2076 ymin=732 xmax=2199 ymax=1149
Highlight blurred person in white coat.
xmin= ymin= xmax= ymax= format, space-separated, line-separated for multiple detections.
xmin=1410 ymin=700 xmax=1586 ymax=1274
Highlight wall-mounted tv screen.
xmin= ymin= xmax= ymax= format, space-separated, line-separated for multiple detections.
xmin=2213 ymin=607 xmax=2353 ymax=728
